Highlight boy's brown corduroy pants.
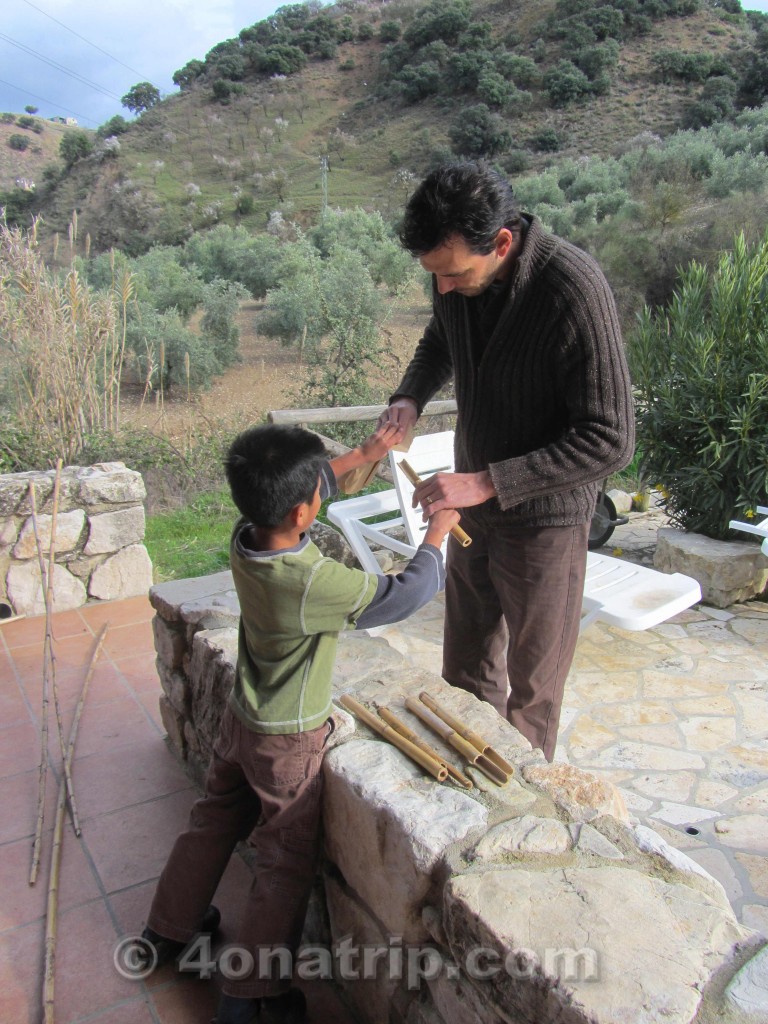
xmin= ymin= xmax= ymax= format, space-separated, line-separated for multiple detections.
xmin=147 ymin=705 xmax=330 ymax=998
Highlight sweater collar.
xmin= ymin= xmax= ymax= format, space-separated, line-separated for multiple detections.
xmin=506 ymin=214 xmax=559 ymax=300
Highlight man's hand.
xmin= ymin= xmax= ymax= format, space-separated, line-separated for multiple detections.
xmin=358 ymin=422 xmax=405 ymax=462
xmin=413 ymin=471 xmax=496 ymax=516
xmin=376 ymin=397 xmax=419 ymax=434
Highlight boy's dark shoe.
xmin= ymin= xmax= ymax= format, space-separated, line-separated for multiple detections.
xmin=214 ymin=993 xmax=260 ymax=1024
xmin=214 ymin=989 xmax=307 ymax=1024
xmin=140 ymin=904 xmax=221 ymax=971
xmin=260 ymin=989 xmax=308 ymax=1024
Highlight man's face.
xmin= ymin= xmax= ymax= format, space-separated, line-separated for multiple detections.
xmin=419 ymin=230 xmax=514 ymax=297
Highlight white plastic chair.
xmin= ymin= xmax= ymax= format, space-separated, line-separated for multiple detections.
xmin=326 ymin=431 xmax=456 ymax=574
xmin=729 ymin=506 xmax=768 ymax=556
xmin=327 ymin=431 xmax=702 ymax=633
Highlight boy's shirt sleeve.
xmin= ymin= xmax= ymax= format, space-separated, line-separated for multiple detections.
xmin=355 ymin=543 xmax=444 ymax=630
xmin=301 ymin=556 xmax=378 ymax=634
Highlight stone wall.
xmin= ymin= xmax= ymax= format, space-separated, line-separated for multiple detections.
xmin=150 ymin=571 xmax=766 ymax=1024
xmin=0 ymin=463 xmax=153 ymax=616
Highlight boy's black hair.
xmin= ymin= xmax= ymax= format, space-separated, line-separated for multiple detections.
xmin=400 ymin=161 xmax=521 ymax=257
xmin=224 ymin=424 xmax=326 ymax=528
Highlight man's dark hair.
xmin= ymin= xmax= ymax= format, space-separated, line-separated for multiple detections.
xmin=399 ymin=161 xmax=521 ymax=256
xmin=224 ymin=424 xmax=326 ymax=527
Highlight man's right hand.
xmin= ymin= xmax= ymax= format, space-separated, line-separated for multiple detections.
xmin=377 ymin=397 xmax=419 ymax=433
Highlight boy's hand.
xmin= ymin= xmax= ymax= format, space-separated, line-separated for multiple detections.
xmin=424 ymin=508 xmax=461 ymax=548
xmin=358 ymin=422 xmax=405 ymax=462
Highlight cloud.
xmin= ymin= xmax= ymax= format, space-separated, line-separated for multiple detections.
xmin=0 ymin=0 xmax=279 ymax=125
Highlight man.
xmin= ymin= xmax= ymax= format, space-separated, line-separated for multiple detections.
xmin=380 ymin=162 xmax=634 ymax=761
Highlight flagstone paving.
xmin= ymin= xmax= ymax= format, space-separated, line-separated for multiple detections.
xmin=376 ymin=510 xmax=768 ymax=937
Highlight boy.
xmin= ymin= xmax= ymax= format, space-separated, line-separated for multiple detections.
xmin=140 ymin=422 xmax=459 ymax=1024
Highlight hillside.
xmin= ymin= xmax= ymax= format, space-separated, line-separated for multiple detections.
xmin=0 ymin=118 xmax=74 ymax=191
xmin=2 ymin=0 xmax=766 ymax=254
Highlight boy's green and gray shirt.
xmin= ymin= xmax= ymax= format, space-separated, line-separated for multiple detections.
xmin=228 ymin=462 xmax=444 ymax=735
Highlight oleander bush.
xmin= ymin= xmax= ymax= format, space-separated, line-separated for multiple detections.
xmin=628 ymin=231 xmax=768 ymax=539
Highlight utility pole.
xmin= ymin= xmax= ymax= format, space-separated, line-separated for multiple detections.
xmin=320 ymin=154 xmax=329 ymax=218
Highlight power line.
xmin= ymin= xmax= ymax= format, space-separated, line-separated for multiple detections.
xmin=19 ymin=0 xmax=158 ymax=86
xmin=0 ymin=76 xmax=99 ymax=126
xmin=0 ymin=32 xmax=124 ymax=102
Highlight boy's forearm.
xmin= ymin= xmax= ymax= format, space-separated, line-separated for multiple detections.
xmin=329 ymin=445 xmax=376 ymax=482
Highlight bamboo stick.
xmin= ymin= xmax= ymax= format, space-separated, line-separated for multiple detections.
xmin=339 ymin=695 xmax=447 ymax=782
xmin=398 ymin=460 xmax=472 ymax=548
xmin=27 ymin=480 xmax=49 ymax=886
xmin=404 ymin=697 xmax=509 ymax=786
xmin=418 ymin=692 xmax=515 ymax=780
xmin=43 ymin=624 xmax=108 ymax=1024
xmin=376 ymin=706 xmax=473 ymax=789
xmin=44 ymin=462 xmax=82 ymax=837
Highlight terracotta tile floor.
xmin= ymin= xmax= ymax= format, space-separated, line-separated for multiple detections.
xmin=0 ymin=596 xmax=358 ymax=1024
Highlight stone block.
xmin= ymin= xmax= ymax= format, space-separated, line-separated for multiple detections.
xmin=88 ymin=544 xmax=153 ymax=601
xmin=724 ymin=944 xmax=768 ymax=1022
xmin=426 ymin=967 xmax=511 ymax=1024
xmin=444 ymin=865 xmax=752 ymax=1024
xmin=606 ymin=488 xmax=632 ymax=514
xmin=310 ymin=520 xmax=358 ymax=568
xmin=0 ymin=517 xmax=19 ymax=549
xmin=522 ymin=763 xmax=629 ymax=824
xmin=323 ymin=739 xmax=488 ymax=942
xmin=188 ymin=628 xmax=238 ymax=759
xmin=13 ymin=509 xmax=86 ymax=559
xmin=150 ymin=571 xmax=235 ymax=623
xmin=153 ymin=615 xmax=187 ymax=670
xmin=323 ymin=872 xmax=398 ymax=1024
xmin=472 ymin=816 xmax=573 ymax=864
xmin=77 ymin=463 xmax=146 ymax=505
xmin=655 ymin=528 xmax=768 ymax=608
xmin=0 ymin=478 xmax=29 ymax=517
xmin=159 ymin=694 xmax=186 ymax=759
xmin=84 ymin=506 xmax=145 ymax=555
xmin=156 ymin=662 xmax=189 ymax=715
xmin=631 ymin=824 xmax=731 ymax=909
xmin=6 ymin=560 xmax=86 ymax=615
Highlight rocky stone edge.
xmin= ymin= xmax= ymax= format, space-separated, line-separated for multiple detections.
xmin=0 ymin=463 xmax=153 ymax=615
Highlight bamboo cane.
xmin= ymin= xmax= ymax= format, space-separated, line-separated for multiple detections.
xmin=398 ymin=460 xmax=472 ymax=547
xmin=43 ymin=624 xmax=108 ymax=1024
xmin=418 ymin=692 xmax=515 ymax=780
xmin=339 ymin=695 xmax=447 ymax=782
xmin=404 ymin=697 xmax=509 ymax=786
xmin=376 ymin=706 xmax=473 ymax=789
xmin=28 ymin=480 xmax=49 ymax=886
xmin=41 ymin=463 xmax=82 ymax=835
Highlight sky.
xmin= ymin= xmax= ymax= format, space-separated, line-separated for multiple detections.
xmin=2 ymin=0 xmax=768 ymax=129
xmin=0 ymin=0 xmax=284 ymax=128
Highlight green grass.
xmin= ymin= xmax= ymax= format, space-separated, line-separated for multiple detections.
xmin=145 ymin=488 xmax=236 ymax=582
xmin=145 ymin=477 xmax=394 ymax=581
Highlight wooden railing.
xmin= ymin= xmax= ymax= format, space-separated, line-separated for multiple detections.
xmin=267 ymin=399 xmax=457 ymax=426
xmin=267 ymin=401 xmax=458 ymax=483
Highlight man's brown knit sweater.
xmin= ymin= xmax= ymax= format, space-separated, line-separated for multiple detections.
xmin=393 ymin=216 xmax=635 ymax=530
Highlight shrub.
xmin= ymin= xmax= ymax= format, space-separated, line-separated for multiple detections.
xmin=448 ymin=104 xmax=511 ymax=157
xmin=380 ymin=20 xmax=401 ymax=43
xmin=8 ymin=134 xmax=30 ymax=151
xmin=544 ymin=60 xmax=591 ymax=106
xmin=628 ymin=232 xmax=768 ymax=539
